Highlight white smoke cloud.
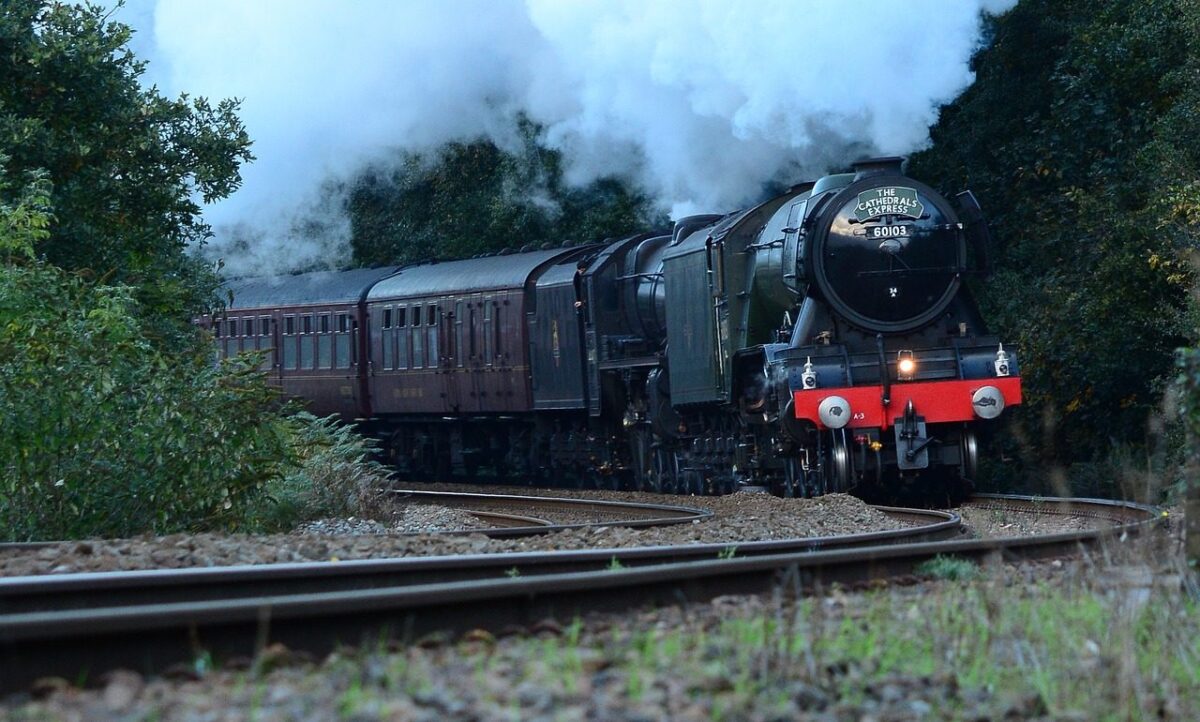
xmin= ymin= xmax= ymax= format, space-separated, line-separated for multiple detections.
xmin=107 ymin=0 xmax=1015 ymax=275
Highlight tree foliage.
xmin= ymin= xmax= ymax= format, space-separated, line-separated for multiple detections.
xmin=0 ymin=3 xmax=393 ymax=540
xmin=0 ymin=0 xmax=252 ymax=339
xmin=346 ymin=120 xmax=667 ymax=267
xmin=0 ymin=261 xmax=295 ymax=540
xmin=909 ymin=0 xmax=1200 ymax=464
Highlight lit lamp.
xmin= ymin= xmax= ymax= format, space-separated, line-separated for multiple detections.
xmin=897 ymin=350 xmax=917 ymax=381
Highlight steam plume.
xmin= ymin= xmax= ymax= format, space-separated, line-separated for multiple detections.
xmin=108 ymin=0 xmax=1015 ymax=275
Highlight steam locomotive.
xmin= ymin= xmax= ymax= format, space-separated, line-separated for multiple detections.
xmin=207 ymin=157 xmax=1020 ymax=499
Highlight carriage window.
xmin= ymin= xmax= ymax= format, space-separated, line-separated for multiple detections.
xmin=213 ymin=319 xmax=222 ymax=338
xmin=396 ymin=321 xmax=409 ymax=369
xmin=397 ymin=307 xmax=407 ymax=327
xmin=427 ymin=305 xmax=438 ymax=366
xmin=412 ymin=322 xmax=425 ymax=367
xmin=335 ymin=313 xmax=351 ymax=369
xmin=300 ymin=330 xmax=314 ymax=369
xmin=259 ymin=316 xmax=273 ymax=370
xmin=382 ymin=307 xmax=392 ymax=329
xmin=382 ymin=326 xmax=393 ymax=370
xmin=302 ymin=315 xmax=313 ymax=334
xmin=283 ymin=315 xmax=297 ymax=370
xmin=241 ymin=318 xmax=257 ymax=350
xmin=318 ymin=314 xmax=332 ymax=369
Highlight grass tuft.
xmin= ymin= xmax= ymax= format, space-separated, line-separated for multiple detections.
xmin=916 ymin=555 xmax=981 ymax=582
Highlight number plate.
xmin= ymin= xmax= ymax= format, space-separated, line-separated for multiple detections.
xmin=864 ymin=224 xmax=915 ymax=240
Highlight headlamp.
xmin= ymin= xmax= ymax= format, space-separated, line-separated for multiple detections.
xmin=897 ymin=350 xmax=916 ymax=381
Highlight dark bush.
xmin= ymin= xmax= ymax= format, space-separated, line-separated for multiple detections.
xmin=0 ymin=262 xmax=292 ymax=540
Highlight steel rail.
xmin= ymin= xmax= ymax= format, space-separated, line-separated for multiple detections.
xmin=0 ymin=490 xmax=711 ymax=550
xmin=461 ymin=510 xmax=554 ymax=529
xmin=0 ymin=495 xmax=1162 ymax=695
xmin=0 ymin=507 xmax=958 ymax=615
xmin=389 ymin=489 xmax=714 ymax=536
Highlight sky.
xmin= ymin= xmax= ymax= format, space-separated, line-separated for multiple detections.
xmin=100 ymin=0 xmax=1016 ymax=275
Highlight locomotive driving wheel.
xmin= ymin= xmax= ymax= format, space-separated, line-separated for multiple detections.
xmin=781 ymin=457 xmax=803 ymax=498
xmin=651 ymin=446 xmax=679 ymax=494
xmin=960 ymin=427 xmax=979 ymax=481
xmin=827 ymin=428 xmax=853 ymax=494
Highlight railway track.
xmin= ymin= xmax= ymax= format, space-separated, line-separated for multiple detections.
xmin=389 ymin=489 xmax=714 ymax=536
xmin=0 ymin=494 xmax=1162 ymax=696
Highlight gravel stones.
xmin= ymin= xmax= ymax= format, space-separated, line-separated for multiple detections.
xmin=0 ymin=490 xmax=907 ymax=578
xmin=956 ymin=503 xmax=1108 ymax=538
xmin=388 ymin=504 xmax=491 ymax=533
xmin=0 ymin=483 xmax=1129 ymax=578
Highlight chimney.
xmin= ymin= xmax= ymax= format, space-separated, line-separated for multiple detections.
xmin=852 ymin=156 xmax=905 ymax=179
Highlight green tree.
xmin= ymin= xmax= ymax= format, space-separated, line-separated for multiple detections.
xmin=0 ymin=0 xmax=252 ymax=340
xmin=910 ymin=0 xmax=1200 ymax=468
xmin=346 ymin=119 xmax=666 ymax=267
xmin=0 ymin=260 xmax=295 ymax=540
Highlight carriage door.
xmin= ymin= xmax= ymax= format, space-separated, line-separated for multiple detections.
xmin=442 ymin=299 xmax=463 ymax=413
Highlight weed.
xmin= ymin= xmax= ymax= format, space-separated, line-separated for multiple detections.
xmin=192 ymin=650 xmax=214 ymax=677
xmin=607 ymin=556 xmax=625 ymax=571
xmin=718 ymin=545 xmax=738 ymax=560
xmin=337 ymin=678 xmax=366 ymax=718
xmin=916 ymin=555 xmax=981 ymax=581
xmin=505 ymin=566 xmax=521 ymax=578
